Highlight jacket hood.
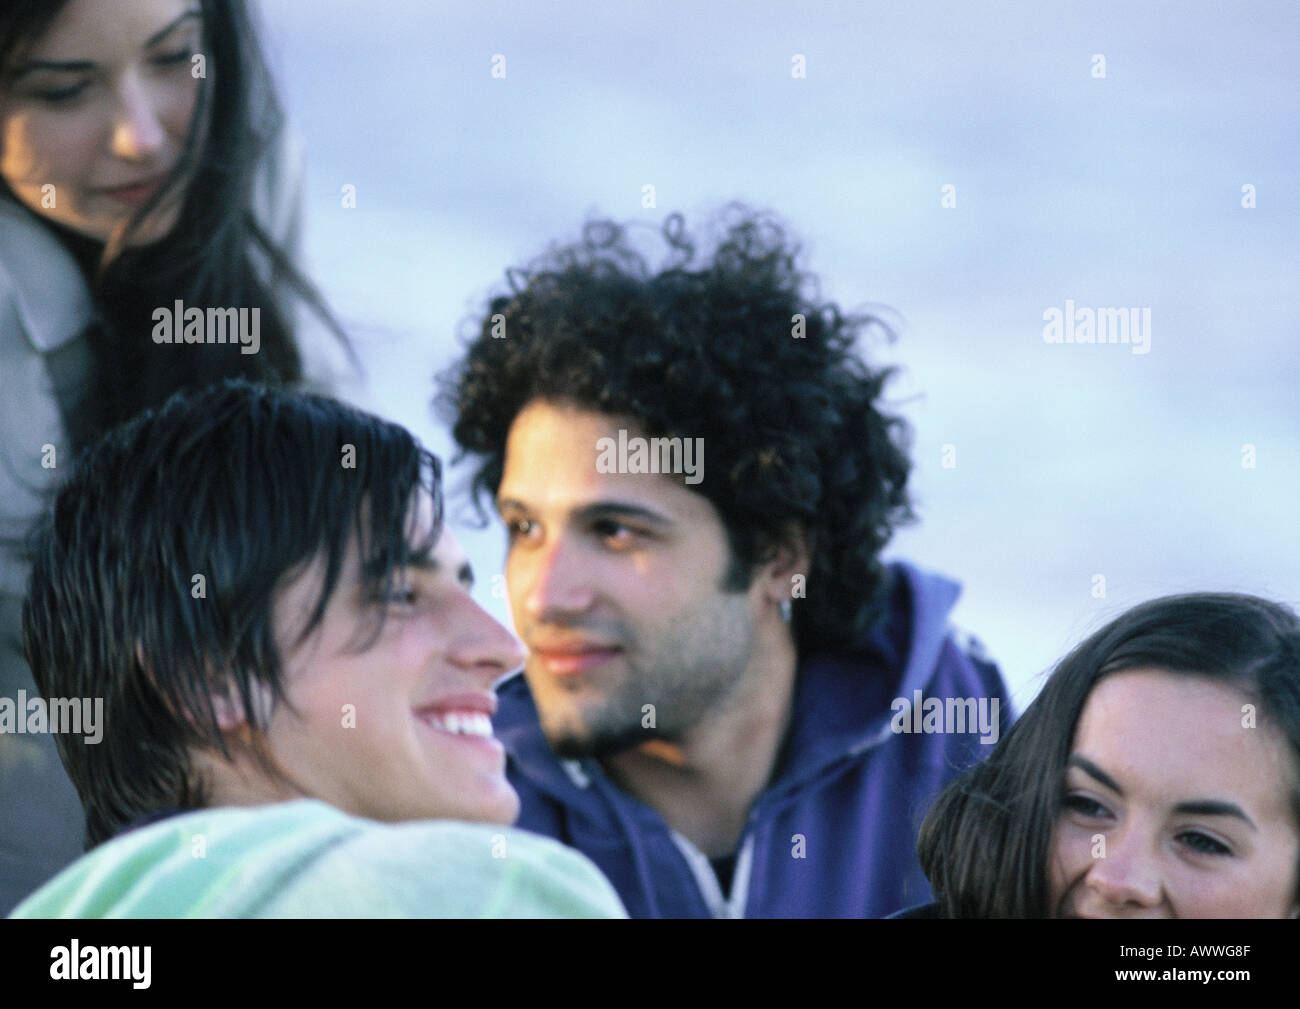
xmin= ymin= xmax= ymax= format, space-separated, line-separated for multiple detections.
xmin=495 ymin=559 xmax=969 ymax=808
xmin=0 ymin=198 xmax=93 ymax=354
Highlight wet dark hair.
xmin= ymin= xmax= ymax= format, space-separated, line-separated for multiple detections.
xmin=22 ymin=380 xmax=441 ymax=846
xmin=917 ymin=593 xmax=1300 ymax=917
xmin=0 ymin=0 xmax=352 ymax=446
xmin=437 ymin=206 xmax=914 ymax=654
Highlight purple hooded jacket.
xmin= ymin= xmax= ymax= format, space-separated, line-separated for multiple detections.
xmin=495 ymin=561 xmax=1013 ymax=917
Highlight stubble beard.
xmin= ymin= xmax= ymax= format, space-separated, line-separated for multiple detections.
xmin=535 ymin=615 xmax=756 ymax=761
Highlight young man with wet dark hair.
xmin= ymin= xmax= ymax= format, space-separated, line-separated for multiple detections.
xmin=11 ymin=380 xmax=623 ymax=917
xmin=440 ymin=206 xmax=1012 ymax=917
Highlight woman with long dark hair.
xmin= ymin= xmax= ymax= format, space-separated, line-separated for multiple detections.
xmin=914 ymin=593 xmax=1300 ymax=918
xmin=0 ymin=0 xmax=349 ymax=913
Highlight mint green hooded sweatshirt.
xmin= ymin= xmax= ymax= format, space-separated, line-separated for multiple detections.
xmin=9 ymin=800 xmax=626 ymax=919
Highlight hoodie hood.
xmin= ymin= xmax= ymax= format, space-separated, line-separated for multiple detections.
xmin=493 ymin=559 xmax=1010 ymax=918
xmin=496 ymin=559 xmax=968 ymax=810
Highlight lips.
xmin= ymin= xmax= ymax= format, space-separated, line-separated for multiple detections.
xmin=99 ymin=175 xmax=168 ymax=206
xmin=530 ymin=640 xmax=623 ymax=676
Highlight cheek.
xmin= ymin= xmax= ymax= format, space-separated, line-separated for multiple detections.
xmin=2 ymin=112 xmax=96 ymax=191
xmin=626 ymin=563 xmax=675 ymax=612
xmin=503 ymin=552 xmax=529 ymax=606
xmin=279 ymin=649 xmax=372 ymax=723
xmin=362 ymin=622 xmax=440 ymax=706
xmin=0 ymin=114 xmax=47 ymax=182
xmin=1224 ymin=847 xmax=1300 ymax=918
xmin=163 ymin=78 xmax=202 ymax=138
xmin=291 ymin=672 xmax=391 ymax=757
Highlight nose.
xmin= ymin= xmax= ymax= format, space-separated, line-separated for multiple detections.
xmin=1085 ymin=826 xmax=1163 ymax=910
xmin=444 ymin=592 xmax=526 ymax=682
xmin=110 ymin=72 xmax=166 ymax=161
xmin=517 ymin=532 xmax=597 ymax=623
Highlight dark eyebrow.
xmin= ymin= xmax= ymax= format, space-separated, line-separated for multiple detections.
xmin=577 ymin=502 xmax=674 ymax=528
xmin=1067 ymin=755 xmax=1124 ymax=796
xmin=145 ymin=9 xmax=201 ymax=48
xmin=1171 ymin=800 xmax=1257 ymax=831
xmin=10 ymin=10 xmax=200 ymax=80
xmin=496 ymin=497 xmax=674 ymax=529
xmin=11 ymin=59 xmax=94 ymax=79
xmin=1068 ymin=756 xmax=1258 ymax=831
xmin=361 ymin=551 xmax=474 ymax=590
xmin=361 ymin=543 xmax=433 ymax=582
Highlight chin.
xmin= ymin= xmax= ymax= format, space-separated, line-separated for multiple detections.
xmin=494 ymin=791 xmax=521 ymax=826
xmin=544 ymin=712 xmax=647 ymax=760
xmin=440 ymin=779 xmax=521 ymax=826
xmin=451 ymin=794 xmax=519 ymax=826
xmin=113 ymin=215 xmax=178 ymax=249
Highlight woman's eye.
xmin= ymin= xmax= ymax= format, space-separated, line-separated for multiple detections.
xmin=154 ymin=47 xmax=195 ymax=66
xmin=1178 ymin=831 xmax=1231 ymax=856
xmin=35 ymin=82 xmax=89 ymax=104
xmin=1063 ymin=794 xmax=1109 ymax=818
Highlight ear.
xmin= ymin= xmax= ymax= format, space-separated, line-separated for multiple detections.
xmin=135 ymin=641 xmax=269 ymax=733
xmin=209 ymin=682 xmax=250 ymax=732
xmin=209 ymin=678 xmax=277 ymax=734
xmin=755 ymin=524 xmax=811 ymax=610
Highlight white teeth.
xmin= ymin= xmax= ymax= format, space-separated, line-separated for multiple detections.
xmin=423 ymin=710 xmax=493 ymax=738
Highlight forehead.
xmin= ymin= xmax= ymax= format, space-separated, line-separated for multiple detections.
xmin=281 ymin=490 xmax=457 ymax=593
xmin=1073 ymin=668 xmax=1296 ymax=813
xmin=390 ymin=488 xmax=465 ymax=574
xmin=499 ymin=399 xmax=715 ymax=522
xmin=29 ymin=0 xmax=197 ymax=57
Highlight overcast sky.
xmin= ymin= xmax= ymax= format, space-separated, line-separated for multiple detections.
xmin=259 ymin=0 xmax=1299 ymax=709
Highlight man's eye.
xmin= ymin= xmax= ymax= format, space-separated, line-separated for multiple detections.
xmin=593 ymin=520 xmax=639 ymax=545
xmin=369 ymin=585 xmax=416 ymax=608
xmin=506 ymin=518 xmax=536 ymax=540
xmin=1178 ymin=831 xmax=1231 ymax=856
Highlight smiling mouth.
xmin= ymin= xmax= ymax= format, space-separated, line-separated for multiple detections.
xmin=417 ymin=710 xmax=495 ymax=738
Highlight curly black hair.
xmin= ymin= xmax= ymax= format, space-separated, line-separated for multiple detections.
xmin=436 ymin=206 xmax=915 ymax=654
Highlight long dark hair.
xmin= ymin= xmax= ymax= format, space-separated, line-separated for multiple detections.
xmin=23 ymin=381 xmax=441 ymax=847
xmin=0 ymin=0 xmax=351 ymax=445
xmin=917 ymin=593 xmax=1300 ymax=917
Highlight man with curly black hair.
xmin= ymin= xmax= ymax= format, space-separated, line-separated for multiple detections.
xmin=438 ymin=206 xmax=1011 ymax=917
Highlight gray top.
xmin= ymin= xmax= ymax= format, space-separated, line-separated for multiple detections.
xmin=0 ymin=198 xmax=95 ymax=916
xmin=0 ymin=130 xmax=345 ymax=914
